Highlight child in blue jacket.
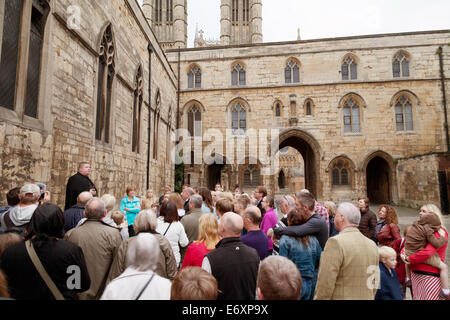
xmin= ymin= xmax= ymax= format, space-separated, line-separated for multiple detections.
xmin=375 ymin=246 xmax=403 ymax=300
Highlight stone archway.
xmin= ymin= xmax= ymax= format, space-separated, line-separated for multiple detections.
xmin=271 ymin=129 xmax=322 ymax=198
xmin=362 ymin=151 xmax=397 ymax=205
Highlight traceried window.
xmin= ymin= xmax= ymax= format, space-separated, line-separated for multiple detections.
xmin=132 ymin=66 xmax=143 ymax=153
xmin=187 ymin=105 xmax=202 ymax=137
xmin=166 ymin=0 xmax=173 ymax=24
xmin=285 ymin=60 xmax=300 ymax=84
xmin=342 ymin=56 xmax=357 ymax=80
xmin=232 ymin=64 xmax=246 ymax=86
xmin=343 ymin=98 xmax=360 ymax=133
xmin=231 ymin=103 xmax=246 ymax=135
xmin=395 ymin=96 xmax=413 ymax=131
xmin=0 ymin=0 xmax=50 ymax=118
xmin=188 ymin=65 xmax=201 ymax=89
xmin=393 ymin=52 xmax=410 ymax=78
xmin=95 ymin=24 xmax=115 ymax=143
xmin=332 ymin=161 xmax=349 ymax=186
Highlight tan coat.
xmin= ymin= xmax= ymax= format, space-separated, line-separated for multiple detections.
xmin=64 ymin=219 xmax=122 ymax=300
xmin=181 ymin=208 xmax=205 ymax=244
xmin=314 ymin=227 xmax=379 ymax=300
xmin=106 ymin=232 xmax=178 ymax=284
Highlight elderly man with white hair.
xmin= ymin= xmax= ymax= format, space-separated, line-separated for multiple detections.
xmin=101 ymin=233 xmax=172 ymax=300
xmin=202 ymin=212 xmax=260 ymax=300
xmin=65 ymin=197 xmax=123 ymax=300
xmin=314 ymin=202 xmax=379 ymax=300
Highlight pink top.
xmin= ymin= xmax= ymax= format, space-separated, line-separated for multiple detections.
xmin=260 ymin=208 xmax=278 ymax=251
xmin=180 ymin=241 xmax=213 ymax=269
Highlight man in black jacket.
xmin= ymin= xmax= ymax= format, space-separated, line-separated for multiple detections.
xmin=202 ymin=212 xmax=260 ymax=300
xmin=65 ymin=162 xmax=97 ymax=210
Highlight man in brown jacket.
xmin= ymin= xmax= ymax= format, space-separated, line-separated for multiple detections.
xmin=357 ymin=197 xmax=378 ymax=243
xmin=181 ymin=194 xmax=205 ymax=244
xmin=65 ymin=197 xmax=122 ymax=300
xmin=314 ymin=202 xmax=379 ymax=300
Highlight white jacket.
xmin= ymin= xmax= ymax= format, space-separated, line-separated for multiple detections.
xmin=156 ymin=220 xmax=189 ymax=266
xmin=101 ymin=268 xmax=171 ymax=300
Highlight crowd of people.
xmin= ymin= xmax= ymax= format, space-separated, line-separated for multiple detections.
xmin=0 ymin=161 xmax=448 ymax=301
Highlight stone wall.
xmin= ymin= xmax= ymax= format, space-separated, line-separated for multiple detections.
xmin=0 ymin=0 xmax=177 ymax=207
xmin=396 ymin=153 xmax=441 ymax=209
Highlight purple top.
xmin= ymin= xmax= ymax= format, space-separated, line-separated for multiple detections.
xmin=241 ymin=230 xmax=269 ymax=261
xmin=260 ymin=208 xmax=278 ymax=251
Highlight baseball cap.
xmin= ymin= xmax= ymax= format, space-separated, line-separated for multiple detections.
xmin=20 ymin=184 xmax=41 ymax=198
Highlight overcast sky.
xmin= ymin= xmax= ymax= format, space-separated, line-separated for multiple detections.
xmin=138 ymin=0 xmax=450 ymax=48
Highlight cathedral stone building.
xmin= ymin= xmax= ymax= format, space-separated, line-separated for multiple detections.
xmin=0 ymin=0 xmax=177 ymax=207
xmin=0 ymin=0 xmax=449 ymax=211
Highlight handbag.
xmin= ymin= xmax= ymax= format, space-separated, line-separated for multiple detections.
xmin=25 ymin=240 xmax=65 ymax=300
xmin=163 ymin=223 xmax=172 ymax=236
xmin=135 ymin=273 xmax=156 ymax=300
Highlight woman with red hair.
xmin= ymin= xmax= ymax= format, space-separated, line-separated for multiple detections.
xmin=376 ymin=204 xmax=401 ymax=248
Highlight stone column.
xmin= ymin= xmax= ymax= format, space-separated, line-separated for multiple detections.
xmin=250 ymin=0 xmax=262 ymax=43
xmin=220 ymin=0 xmax=231 ymax=45
xmin=142 ymin=0 xmax=154 ymax=27
xmin=173 ymin=0 xmax=187 ymax=48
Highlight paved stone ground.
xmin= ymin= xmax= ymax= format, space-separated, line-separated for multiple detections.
xmin=370 ymin=205 xmax=450 ymax=300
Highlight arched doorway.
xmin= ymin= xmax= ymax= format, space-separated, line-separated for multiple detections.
xmin=366 ymin=156 xmax=391 ymax=204
xmin=206 ymin=154 xmax=231 ymax=191
xmin=272 ymin=129 xmax=322 ymax=197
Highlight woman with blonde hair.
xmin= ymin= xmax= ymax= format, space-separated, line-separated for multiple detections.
xmin=180 ymin=214 xmax=220 ymax=269
xmin=401 ymin=204 xmax=449 ymax=300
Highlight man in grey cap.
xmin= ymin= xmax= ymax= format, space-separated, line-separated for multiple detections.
xmin=0 ymin=184 xmax=40 ymax=234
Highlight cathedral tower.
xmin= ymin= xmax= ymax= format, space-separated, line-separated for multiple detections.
xmin=142 ymin=0 xmax=187 ymax=49
xmin=220 ymin=0 xmax=262 ymax=45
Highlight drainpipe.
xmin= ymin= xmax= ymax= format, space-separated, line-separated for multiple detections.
xmin=438 ymin=46 xmax=449 ymax=152
xmin=147 ymin=44 xmax=153 ymax=190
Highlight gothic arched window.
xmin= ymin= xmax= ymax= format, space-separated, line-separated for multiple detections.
xmin=166 ymin=0 xmax=173 ymax=24
xmin=232 ymin=63 xmax=246 ymax=86
xmin=96 ymin=24 xmax=115 ymax=143
xmin=188 ymin=65 xmax=201 ymax=89
xmin=0 ymin=0 xmax=50 ymax=118
xmin=330 ymin=158 xmax=353 ymax=186
xmin=132 ymin=66 xmax=143 ymax=153
xmin=276 ymin=104 xmax=281 ymax=117
xmin=285 ymin=59 xmax=300 ymax=84
xmin=304 ymin=99 xmax=314 ymax=116
xmin=187 ymin=105 xmax=202 ymax=137
xmin=153 ymin=91 xmax=161 ymax=159
xmin=231 ymin=103 xmax=246 ymax=135
xmin=395 ymin=95 xmax=413 ymax=131
xmin=342 ymin=55 xmax=357 ymax=80
xmin=343 ymin=98 xmax=360 ymax=133
xmin=243 ymin=0 xmax=250 ymax=24
xmin=154 ymin=0 xmax=162 ymax=24
xmin=244 ymin=164 xmax=260 ymax=187
xmin=393 ymin=52 xmax=410 ymax=78
xmin=232 ymin=0 xmax=239 ymax=25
